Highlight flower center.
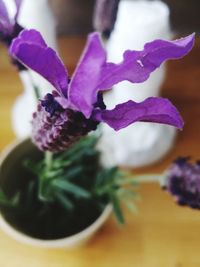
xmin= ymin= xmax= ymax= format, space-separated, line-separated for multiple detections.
xmin=41 ymin=93 xmax=63 ymax=116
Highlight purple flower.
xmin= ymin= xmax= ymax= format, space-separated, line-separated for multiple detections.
xmin=164 ymin=157 xmax=200 ymax=209
xmin=93 ymin=0 xmax=120 ymax=38
xmin=0 ymin=0 xmax=25 ymax=70
xmin=32 ymin=91 xmax=98 ymax=152
xmin=10 ymin=29 xmax=194 ymax=152
xmin=0 ymin=0 xmax=23 ymax=45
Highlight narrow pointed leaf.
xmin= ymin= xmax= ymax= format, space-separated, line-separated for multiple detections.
xmin=55 ymin=192 xmax=73 ymax=210
xmin=110 ymin=193 xmax=124 ymax=224
xmin=53 ymin=180 xmax=91 ymax=199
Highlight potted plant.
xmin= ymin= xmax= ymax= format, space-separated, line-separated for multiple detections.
xmin=0 ymin=137 xmax=114 ymax=248
xmin=0 ymin=0 xmax=195 ymax=249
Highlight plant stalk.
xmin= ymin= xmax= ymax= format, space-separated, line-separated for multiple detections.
xmin=27 ymin=71 xmax=41 ymax=100
xmin=115 ymin=174 xmax=164 ymax=186
xmin=45 ymin=151 xmax=53 ymax=172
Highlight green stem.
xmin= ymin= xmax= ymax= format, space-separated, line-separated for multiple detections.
xmin=133 ymin=174 xmax=166 ymax=187
xmin=27 ymin=71 xmax=41 ymax=101
xmin=95 ymin=173 xmax=164 ymax=197
xmin=116 ymin=174 xmax=164 ymax=186
xmin=33 ymin=84 xmax=40 ymax=100
xmin=45 ymin=151 xmax=53 ymax=172
xmin=38 ymin=152 xmax=53 ymax=201
xmin=132 ymin=174 xmax=163 ymax=183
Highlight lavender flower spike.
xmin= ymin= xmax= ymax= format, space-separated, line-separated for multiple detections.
xmin=0 ymin=0 xmax=23 ymax=46
xmin=93 ymin=0 xmax=120 ymax=38
xmin=10 ymin=30 xmax=194 ymax=152
xmin=0 ymin=0 xmax=25 ymax=70
xmin=164 ymin=158 xmax=200 ymax=209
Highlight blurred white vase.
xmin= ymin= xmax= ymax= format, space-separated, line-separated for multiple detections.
xmin=5 ymin=0 xmax=58 ymax=138
xmin=98 ymin=0 xmax=176 ymax=167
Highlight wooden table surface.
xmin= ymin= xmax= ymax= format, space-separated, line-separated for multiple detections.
xmin=1 ymin=36 xmax=200 ymax=267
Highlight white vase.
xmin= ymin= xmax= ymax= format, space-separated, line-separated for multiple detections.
xmin=5 ymin=0 xmax=58 ymax=138
xmin=99 ymin=0 xmax=176 ymax=168
xmin=11 ymin=72 xmax=38 ymax=139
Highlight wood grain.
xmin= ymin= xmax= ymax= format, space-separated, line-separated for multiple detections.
xmin=0 ymin=37 xmax=200 ymax=267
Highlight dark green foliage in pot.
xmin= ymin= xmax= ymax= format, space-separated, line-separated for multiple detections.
xmin=0 ymin=136 xmax=139 ymax=239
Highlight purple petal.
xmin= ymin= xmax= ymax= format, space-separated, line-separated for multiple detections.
xmin=11 ymin=29 xmax=47 ymax=50
xmin=97 ymin=34 xmax=195 ymax=90
xmin=10 ymin=29 xmax=68 ymax=96
xmin=93 ymin=97 xmax=183 ymax=130
xmin=55 ymin=96 xmax=69 ymax=109
xmin=0 ymin=0 xmax=12 ymax=34
xmin=68 ymin=32 xmax=106 ymax=118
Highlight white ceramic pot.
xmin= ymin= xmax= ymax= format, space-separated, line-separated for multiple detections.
xmin=0 ymin=139 xmax=112 ymax=249
xmin=99 ymin=0 xmax=176 ymax=168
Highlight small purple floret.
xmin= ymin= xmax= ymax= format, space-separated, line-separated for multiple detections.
xmin=41 ymin=92 xmax=63 ymax=117
xmin=0 ymin=0 xmax=25 ymax=70
xmin=93 ymin=0 xmax=120 ymax=38
xmin=165 ymin=157 xmax=200 ymax=209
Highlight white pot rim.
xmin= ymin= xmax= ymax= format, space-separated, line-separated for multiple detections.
xmin=0 ymin=138 xmax=112 ymax=248
xmin=0 ymin=204 xmax=112 ymax=248
xmin=0 ymin=138 xmax=27 ymax=166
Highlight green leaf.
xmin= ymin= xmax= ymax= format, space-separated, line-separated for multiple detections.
xmin=62 ymin=166 xmax=84 ymax=180
xmin=20 ymin=135 xmax=140 ymax=227
xmin=107 ymin=167 xmax=120 ymax=181
xmin=95 ymin=169 xmax=108 ymax=187
xmin=44 ymin=169 xmax=64 ymax=179
xmin=11 ymin=192 xmax=20 ymax=206
xmin=23 ymin=159 xmax=38 ymax=175
xmin=96 ymin=167 xmax=118 ymax=186
xmin=52 ymin=160 xmax=71 ymax=169
xmin=110 ymin=193 xmax=125 ymax=225
xmin=55 ymin=192 xmax=74 ymax=210
xmin=0 ymin=189 xmax=20 ymax=210
xmin=117 ymin=188 xmax=137 ymax=199
xmin=0 ymin=189 xmax=7 ymax=201
xmin=123 ymin=200 xmax=138 ymax=214
xmin=56 ymin=135 xmax=98 ymax=162
xmin=53 ymin=180 xmax=91 ymax=199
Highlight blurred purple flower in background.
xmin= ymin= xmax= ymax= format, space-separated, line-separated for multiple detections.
xmin=0 ymin=0 xmax=25 ymax=70
xmin=164 ymin=157 xmax=200 ymax=209
xmin=0 ymin=0 xmax=23 ymax=46
xmin=93 ymin=0 xmax=120 ymax=38
xmin=10 ymin=29 xmax=194 ymax=152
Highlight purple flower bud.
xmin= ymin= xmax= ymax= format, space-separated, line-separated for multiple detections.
xmin=164 ymin=157 xmax=200 ymax=209
xmin=0 ymin=0 xmax=25 ymax=70
xmin=93 ymin=0 xmax=120 ymax=38
xmin=32 ymin=92 xmax=99 ymax=152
